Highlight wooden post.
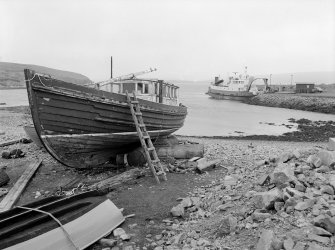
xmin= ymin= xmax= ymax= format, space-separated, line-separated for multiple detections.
xmin=111 ymin=56 xmax=113 ymax=79
xmin=0 ymin=160 xmax=42 ymax=212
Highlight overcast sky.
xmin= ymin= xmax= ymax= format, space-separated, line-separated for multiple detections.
xmin=0 ymin=0 xmax=334 ymax=81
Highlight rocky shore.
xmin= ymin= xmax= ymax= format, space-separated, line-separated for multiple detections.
xmin=1 ymin=107 xmax=335 ymax=249
xmin=245 ymin=94 xmax=335 ymax=115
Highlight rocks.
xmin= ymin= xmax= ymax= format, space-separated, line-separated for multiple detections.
xmin=294 ymin=199 xmax=315 ymax=211
xmin=171 ymin=205 xmax=184 ymax=217
xmin=314 ymin=214 xmax=335 ymax=234
xmin=217 ymin=215 xmax=237 ymax=236
xmin=283 ymin=237 xmax=294 ymax=250
xmin=328 ymin=138 xmax=335 ymax=151
xmin=307 ymin=234 xmax=330 ymax=244
xmin=307 ymin=155 xmax=323 ymax=168
xmin=329 ymin=175 xmax=335 ymax=190
xmin=311 ymin=226 xmax=333 ymax=237
xmin=252 ymin=211 xmax=272 ymax=222
xmin=253 ymin=188 xmax=283 ymax=209
xmin=255 ymin=229 xmax=276 ymax=250
xmin=271 ymin=163 xmax=295 ymax=187
xmin=317 ymin=150 xmax=335 ymax=168
xmin=1 ymin=149 xmax=25 ymax=159
xmin=99 ymin=238 xmax=117 ymax=247
xmin=223 ymin=175 xmax=237 ymax=187
xmin=321 ymin=185 xmax=334 ymax=195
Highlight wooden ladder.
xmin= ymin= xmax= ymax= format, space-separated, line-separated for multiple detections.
xmin=126 ymin=91 xmax=167 ymax=184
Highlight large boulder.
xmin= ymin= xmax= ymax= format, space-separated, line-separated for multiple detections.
xmin=313 ymin=214 xmax=335 ymax=234
xmin=271 ymin=163 xmax=296 ymax=187
xmin=255 ymin=229 xmax=276 ymax=250
xmin=327 ymin=138 xmax=335 ymax=151
xmin=317 ymin=150 xmax=335 ymax=168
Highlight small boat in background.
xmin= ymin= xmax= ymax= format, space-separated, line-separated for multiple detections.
xmin=24 ymin=67 xmax=187 ymax=169
xmin=0 ymin=190 xmax=124 ymax=250
xmin=206 ymin=67 xmax=269 ymax=101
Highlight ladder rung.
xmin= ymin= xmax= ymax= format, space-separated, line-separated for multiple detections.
xmin=135 ymin=112 xmax=142 ymax=116
xmin=152 ymin=159 xmax=160 ymax=163
xmin=147 ymin=147 xmax=155 ymax=151
xmin=139 ymin=124 xmax=146 ymax=127
xmin=131 ymin=101 xmax=139 ymax=104
xmin=156 ymin=171 xmax=165 ymax=176
xmin=143 ymin=135 xmax=150 ymax=139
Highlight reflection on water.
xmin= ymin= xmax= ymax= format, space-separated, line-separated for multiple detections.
xmin=1 ymin=85 xmax=334 ymax=137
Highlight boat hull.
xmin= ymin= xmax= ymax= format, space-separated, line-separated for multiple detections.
xmin=0 ymin=191 xmax=124 ymax=250
xmin=24 ymin=69 xmax=187 ymax=168
xmin=206 ymin=89 xmax=256 ymax=101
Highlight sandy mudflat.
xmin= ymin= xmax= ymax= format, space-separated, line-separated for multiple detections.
xmin=0 ymin=106 xmax=331 ymax=249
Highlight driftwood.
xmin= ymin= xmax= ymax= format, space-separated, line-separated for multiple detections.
xmin=0 ymin=138 xmax=32 ymax=147
xmin=89 ymin=168 xmax=145 ymax=191
xmin=0 ymin=160 xmax=42 ymax=212
xmin=196 ymin=159 xmax=221 ymax=173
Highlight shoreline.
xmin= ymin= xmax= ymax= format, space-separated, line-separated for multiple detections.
xmin=245 ymin=93 xmax=335 ymax=114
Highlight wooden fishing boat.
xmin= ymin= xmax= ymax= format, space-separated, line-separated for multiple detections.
xmin=24 ymin=69 xmax=187 ymax=169
xmin=0 ymin=190 xmax=124 ymax=250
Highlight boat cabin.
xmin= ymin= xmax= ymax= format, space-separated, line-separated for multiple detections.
xmin=96 ymin=79 xmax=180 ymax=106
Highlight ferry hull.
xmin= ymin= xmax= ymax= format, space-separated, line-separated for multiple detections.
xmin=206 ymin=89 xmax=256 ymax=101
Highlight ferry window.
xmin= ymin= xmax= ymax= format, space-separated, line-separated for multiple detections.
xmin=144 ymin=84 xmax=149 ymax=94
xmin=167 ymin=86 xmax=171 ymax=97
xmin=155 ymin=83 xmax=159 ymax=95
xmin=137 ymin=83 xmax=143 ymax=93
xmin=123 ymin=82 xmax=136 ymax=93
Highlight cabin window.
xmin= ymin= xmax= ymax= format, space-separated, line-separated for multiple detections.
xmin=137 ymin=83 xmax=143 ymax=94
xmin=144 ymin=84 xmax=149 ymax=94
xmin=123 ymin=82 xmax=136 ymax=93
xmin=162 ymin=85 xmax=167 ymax=97
xmin=112 ymin=84 xmax=120 ymax=93
xmin=155 ymin=82 xmax=159 ymax=95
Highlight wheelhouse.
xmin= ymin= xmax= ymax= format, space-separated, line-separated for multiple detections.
xmin=96 ymin=79 xmax=180 ymax=106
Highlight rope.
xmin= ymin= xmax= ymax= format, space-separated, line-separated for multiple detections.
xmin=17 ymin=206 xmax=79 ymax=250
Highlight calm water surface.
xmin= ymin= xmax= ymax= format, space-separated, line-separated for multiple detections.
xmin=1 ymin=86 xmax=335 ymax=137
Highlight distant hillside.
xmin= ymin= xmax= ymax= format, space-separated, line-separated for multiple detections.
xmin=256 ymin=71 xmax=335 ymax=85
xmin=0 ymin=62 xmax=92 ymax=88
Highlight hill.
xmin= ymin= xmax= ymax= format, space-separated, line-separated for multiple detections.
xmin=0 ymin=62 xmax=92 ymax=88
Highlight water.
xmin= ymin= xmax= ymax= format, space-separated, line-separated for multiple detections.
xmin=177 ymin=81 xmax=335 ymax=136
xmin=0 ymin=88 xmax=28 ymax=107
xmin=1 ymin=86 xmax=335 ymax=137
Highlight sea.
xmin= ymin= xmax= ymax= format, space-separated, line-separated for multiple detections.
xmin=1 ymin=86 xmax=335 ymax=137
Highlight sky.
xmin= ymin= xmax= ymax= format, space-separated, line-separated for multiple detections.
xmin=0 ymin=0 xmax=334 ymax=81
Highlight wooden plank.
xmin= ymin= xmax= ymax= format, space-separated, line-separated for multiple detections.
xmin=0 ymin=139 xmax=22 ymax=147
xmin=0 ymin=160 xmax=42 ymax=212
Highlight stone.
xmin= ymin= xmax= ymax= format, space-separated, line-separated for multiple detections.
xmin=321 ymin=185 xmax=334 ymax=195
xmin=217 ymin=202 xmax=234 ymax=211
xmin=171 ymin=204 xmax=184 ymax=217
xmin=316 ymin=165 xmax=331 ymax=173
xmin=217 ymin=215 xmax=237 ymax=236
xmin=328 ymin=138 xmax=335 ymax=151
xmin=279 ymin=152 xmax=294 ymax=163
xmin=306 ymin=243 xmax=332 ymax=250
xmin=294 ymin=182 xmax=306 ymax=192
xmin=312 ymin=226 xmax=333 ymax=237
xmin=329 ymin=175 xmax=335 ymax=190
xmin=318 ymin=150 xmax=335 ymax=168
xmin=272 ymin=163 xmax=296 ymax=187
xmin=113 ymin=228 xmax=126 ymax=237
xmin=294 ymin=199 xmax=315 ymax=211
xmin=252 ymin=212 xmax=272 ymax=222
xmin=258 ymin=174 xmax=270 ymax=186
xmin=190 ymin=197 xmax=201 ymax=207
xmin=292 ymin=242 xmax=305 ymax=250
xmin=307 ymin=234 xmax=330 ymax=244
xmin=99 ymin=238 xmax=117 ymax=247
xmin=293 ymin=149 xmax=301 ymax=159
xmin=274 ymin=202 xmax=285 ymax=212
xmin=253 ymin=188 xmax=283 ymax=209
xmin=314 ymin=214 xmax=335 ymax=234
xmin=180 ymin=197 xmax=192 ymax=208
xmin=255 ymin=229 xmax=275 ymax=250
xmin=284 ymin=187 xmax=304 ymax=198
xmin=307 ymin=155 xmax=323 ymax=168
xmin=223 ymin=175 xmax=237 ymax=187
xmin=283 ymin=237 xmax=294 ymax=250
xmin=1 ymin=151 xmax=10 ymax=159
xmin=9 ymin=149 xmax=24 ymax=158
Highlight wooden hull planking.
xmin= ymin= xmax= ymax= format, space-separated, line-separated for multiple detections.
xmin=24 ymin=69 xmax=187 ymax=168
